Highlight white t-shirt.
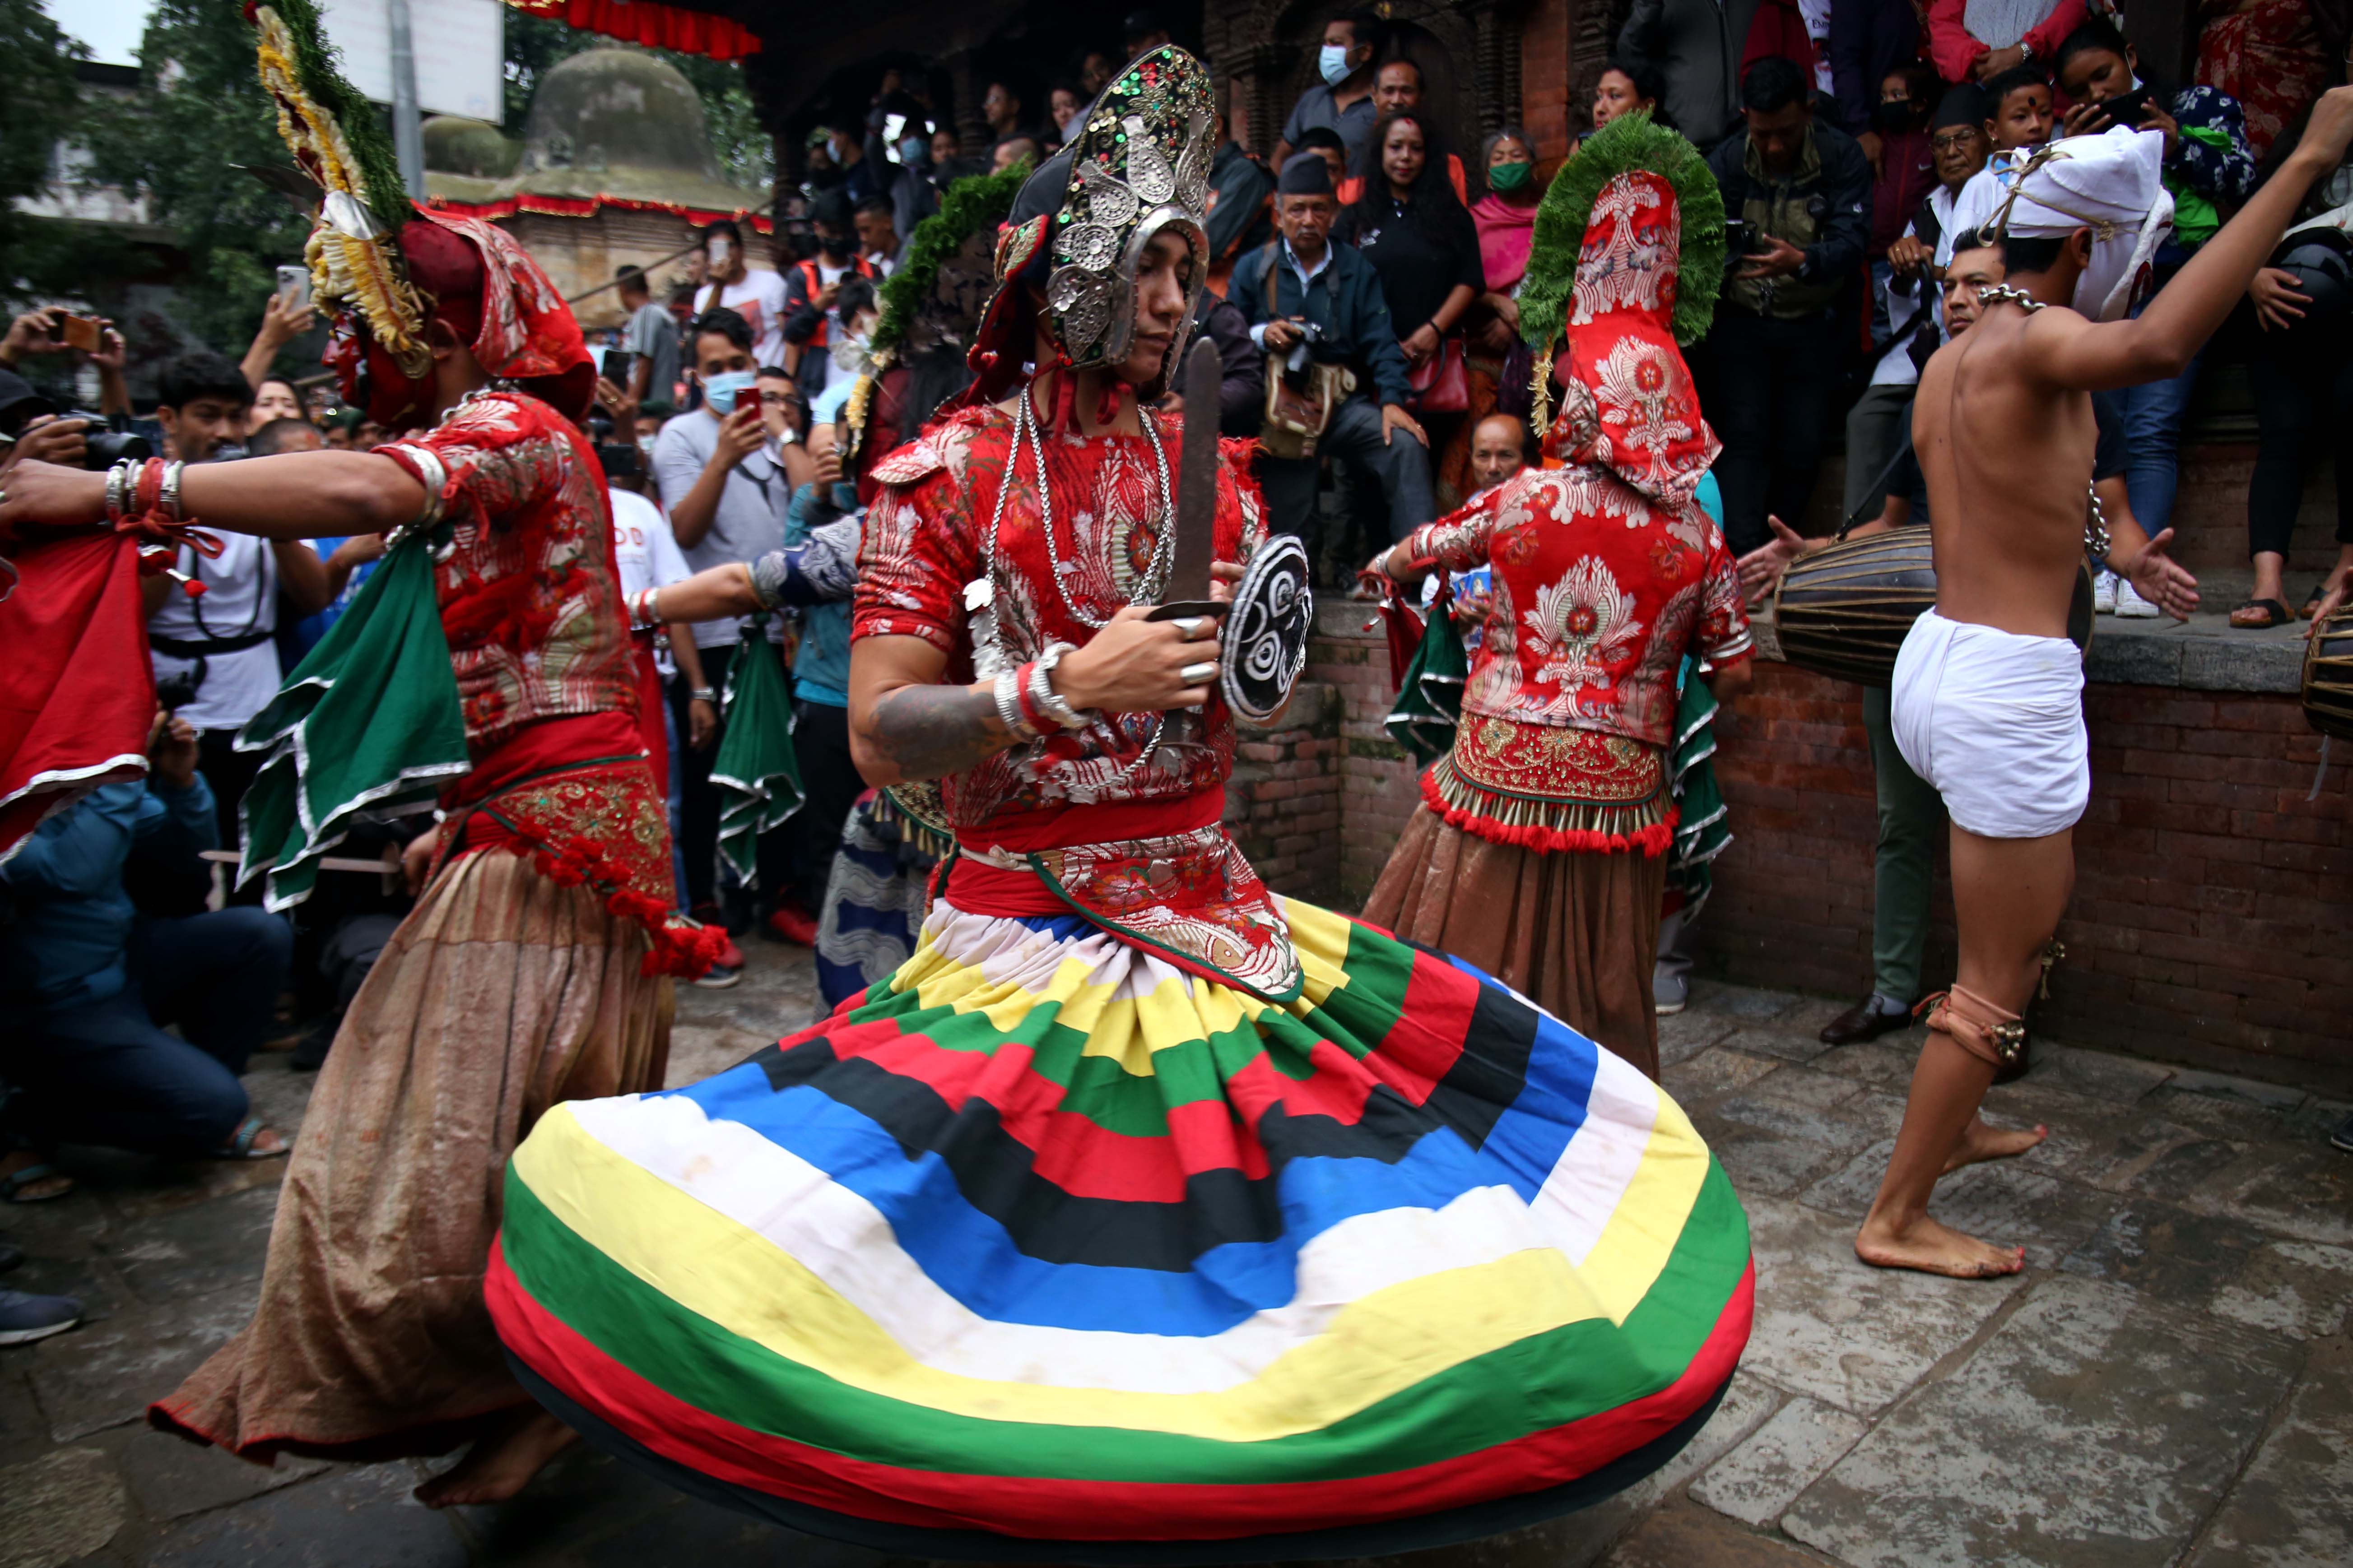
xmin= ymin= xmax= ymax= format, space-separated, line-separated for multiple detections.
xmin=1799 ymin=0 xmax=1835 ymax=95
xmin=149 ymin=531 xmax=282 ymax=731
xmin=610 ymin=487 xmax=694 ymax=676
xmin=697 ymin=269 xmax=791 ymax=367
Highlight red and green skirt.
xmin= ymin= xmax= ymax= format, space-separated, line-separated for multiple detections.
xmin=487 ymin=895 xmax=1752 ymax=1560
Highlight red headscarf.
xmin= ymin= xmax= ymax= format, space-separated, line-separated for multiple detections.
xmin=1542 ymin=170 xmax=1720 ymax=509
xmin=330 ymin=209 xmax=593 ymax=427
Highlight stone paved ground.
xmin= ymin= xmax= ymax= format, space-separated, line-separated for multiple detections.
xmin=5 ymin=952 xmax=2349 ymax=1568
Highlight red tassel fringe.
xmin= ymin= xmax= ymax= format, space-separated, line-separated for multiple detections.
xmin=517 ymin=834 xmax=725 ymax=979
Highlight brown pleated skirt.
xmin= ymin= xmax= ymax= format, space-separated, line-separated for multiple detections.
xmin=1362 ymin=804 xmax=1666 ymax=1079
xmin=151 ymin=849 xmax=672 ymax=1461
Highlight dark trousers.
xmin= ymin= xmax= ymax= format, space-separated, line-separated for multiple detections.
xmin=1707 ymin=310 xmax=1843 ymax=555
xmin=1257 ymin=394 xmax=1437 ymax=546
xmin=670 ymin=639 xmax=791 ymax=914
xmin=784 ymin=699 xmax=862 ymax=915
xmin=4 ymin=908 xmax=290 ymax=1155
xmin=2248 ymin=325 xmax=2353 ymax=559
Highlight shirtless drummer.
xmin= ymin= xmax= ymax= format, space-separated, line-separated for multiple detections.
xmin=1855 ymin=90 xmax=2353 ymax=1279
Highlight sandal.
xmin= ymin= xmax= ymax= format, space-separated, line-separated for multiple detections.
xmin=2228 ymin=598 xmax=2294 ymax=629
xmin=2304 ymin=581 xmax=2347 ymax=620
xmin=206 ymin=1118 xmax=288 ymax=1161
xmin=2 ymin=1162 xmax=75 ymax=1204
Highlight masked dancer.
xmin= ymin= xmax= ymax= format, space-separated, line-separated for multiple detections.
xmin=1360 ymin=113 xmax=1753 ymax=1079
xmin=0 ymin=1 xmax=719 ymax=1499
xmin=1853 ymin=99 xmax=2353 ymax=1278
xmin=484 ymin=48 xmax=1752 ymax=1562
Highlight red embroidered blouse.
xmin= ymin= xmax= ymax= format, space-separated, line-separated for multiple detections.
xmin=855 ymin=402 xmax=1266 ymax=838
xmin=378 ymin=390 xmax=638 ymax=755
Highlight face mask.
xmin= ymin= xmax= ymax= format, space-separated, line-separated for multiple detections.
xmin=1319 ymin=44 xmax=1353 ymax=85
xmin=1872 ymin=100 xmax=1918 ymax=135
xmin=899 ymin=135 xmax=928 ymax=164
xmin=1488 ymin=159 xmax=1533 ymax=193
xmin=703 ymin=369 xmax=755 ymax=415
xmin=831 ymin=330 xmax=872 ymax=372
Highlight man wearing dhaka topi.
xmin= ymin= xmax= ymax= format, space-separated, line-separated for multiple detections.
xmin=1856 ymin=89 xmax=2353 ymax=1279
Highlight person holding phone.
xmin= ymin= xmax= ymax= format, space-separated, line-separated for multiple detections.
xmin=690 ymin=218 xmax=789 ymax=366
xmin=2055 ymin=18 xmax=2256 ymax=617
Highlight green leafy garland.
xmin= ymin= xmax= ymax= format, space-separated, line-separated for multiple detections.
xmin=1519 ymin=111 xmax=1725 ymax=351
xmin=872 ymin=159 xmax=1032 ymax=356
xmin=259 ymin=0 xmax=411 ymax=235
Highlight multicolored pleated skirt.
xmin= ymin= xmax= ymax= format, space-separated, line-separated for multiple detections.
xmin=487 ymin=895 xmax=1752 ymax=1561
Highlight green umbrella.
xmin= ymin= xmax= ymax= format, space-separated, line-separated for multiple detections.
xmin=235 ymin=528 xmax=470 ymax=911
xmin=1385 ymin=575 xmax=1469 ymax=767
xmin=711 ymin=621 xmax=804 ymax=878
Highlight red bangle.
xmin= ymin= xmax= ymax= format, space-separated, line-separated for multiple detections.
xmin=1013 ymin=661 xmax=1051 ymax=733
xmin=134 ymin=457 xmax=165 ymax=519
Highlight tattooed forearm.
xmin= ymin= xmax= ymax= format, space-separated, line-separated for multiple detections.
xmin=859 ymin=682 xmax=1014 ymax=783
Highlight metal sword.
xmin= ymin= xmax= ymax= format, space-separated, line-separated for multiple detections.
xmin=1145 ymin=336 xmax=1227 ymax=626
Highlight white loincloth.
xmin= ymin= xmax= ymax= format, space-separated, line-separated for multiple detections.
xmin=1890 ymin=609 xmax=2088 ymax=839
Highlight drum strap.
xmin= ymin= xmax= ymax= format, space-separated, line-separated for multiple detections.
xmin=1838 ymin=431 xmax=1919 ymax=541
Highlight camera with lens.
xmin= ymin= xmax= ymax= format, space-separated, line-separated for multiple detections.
xmin=58 ymin=411 xmax=153 ymax=469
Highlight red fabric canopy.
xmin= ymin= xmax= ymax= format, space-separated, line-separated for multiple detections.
xmin=503 ymin=0 xmax=761 ymax=60
xmin=427 ymin=191 xmax=775 ymax=232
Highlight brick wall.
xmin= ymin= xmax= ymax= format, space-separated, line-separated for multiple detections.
xmin=1280 ymin=613 xmax=2353 ymax=1094
xmin=1302 ymin=617 xmax=1424 ymax=903
xmin=1223 ymin=684 xmax=1347 ymax=907
xmin=1520 ymin=1 xmax=1575 ymax=166
xmin=1702 ymin=665 xmax=2353 ymax=1092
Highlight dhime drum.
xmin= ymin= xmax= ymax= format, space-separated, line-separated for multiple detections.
xmin=1772 ymin=525 xmax=2094 ymax=686
xmin=2299 ymin=603 xmax=2353 ymax=740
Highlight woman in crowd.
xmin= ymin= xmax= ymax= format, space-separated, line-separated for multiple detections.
xmin=484 ymin=47 xmax=1752 ymax=1562
xmin=2197 ymin=0 xmax=2348 ymax=159
xmin=1589 ymin=56 xmax=1672 ymax=144
xmin=1458 ymin=127 xmax=1542 ymax=496
xmin=1342 ymin=109 xmax=1486 ymax=506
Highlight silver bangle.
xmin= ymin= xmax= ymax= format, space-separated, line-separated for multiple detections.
xmin=158 ymin=460 xmax=185 ymax=522
xmin=689 ymin=686 xmax=717 ymax=704
xmin=106 ymin=458 xmax=137 ymax=521
xmin=1031 ymin=641 xmax=1089 ymax=730
xmin=995 ymin=666 xmax=1042 ymax=741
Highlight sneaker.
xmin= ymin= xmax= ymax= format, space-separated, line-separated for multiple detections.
xmin=1653 ymin=966 xmax=1688 ymax=1016
xmin=692 ymin=936 xmax=745 ymax=988
xmin=2092 ymin=569 xmax=2118 ymax=613
xmin=0 ymin=1286 xmax=82 ymax=1346
xmin=766 ymin=904 xmax=820 ymax=947
xmin=2114 ymin=578 xmax=2161 ymax=618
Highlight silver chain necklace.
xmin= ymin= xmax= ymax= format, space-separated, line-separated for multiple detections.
xmin=1975 ymin=283 xmax=2046 ymax=313
xmin=973 ymin=385 xmax=1173 ymax=784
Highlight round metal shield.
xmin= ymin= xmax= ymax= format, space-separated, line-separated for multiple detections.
xmin=1220 ymin=535 xmax=1313 ymax=725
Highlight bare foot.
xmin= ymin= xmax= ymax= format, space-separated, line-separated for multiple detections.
xmin=1941 ymin=1115 xmax=2047 ymax=1175
xmin=1854 ymin=1212 xmax=2026 ymax=1279
xmin=413 ymin=1409 xmax=578 ymax=1508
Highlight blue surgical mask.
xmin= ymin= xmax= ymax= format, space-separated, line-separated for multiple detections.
xmin=1319 ymin=44 xmax=1353 ymax=86
xmin=899 ymin=135 xmax=928 ymax=164
xmin=703 ymin=369 xmax=755 ymax=415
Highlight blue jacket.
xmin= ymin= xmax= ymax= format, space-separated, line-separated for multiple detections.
xmin=1230 ymin=238 xmax=1414 ymax=411
xmin=785 ymin=481 xmax=857 ymax=709
xmin=1 ymin=775 xmax=216 ymax=1014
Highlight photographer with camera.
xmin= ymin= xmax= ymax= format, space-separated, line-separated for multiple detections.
xmin=141 ymin=357 xmax=333 ymax=890
xmin=1703 ymin=55 xmax=1872 ymax=555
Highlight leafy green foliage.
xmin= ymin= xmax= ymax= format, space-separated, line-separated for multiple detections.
xmin=1519 ymin=111 xmax=1726 ymax=351
xmin=0 ymin=0 xmax=88 ymax=309
xmin=266 ymin=0 xmax=412 ymax=231
xmin=873 ymin=161 xmax=1030 ymax=355
xmin=74 ymin=0 xmax=317 ymax=364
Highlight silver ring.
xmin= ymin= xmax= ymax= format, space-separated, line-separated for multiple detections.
xmin=1179 ymin=660 xmax=1218 ymax=684
xmin=1176 ymin=615 xmax=1212 ymax=641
